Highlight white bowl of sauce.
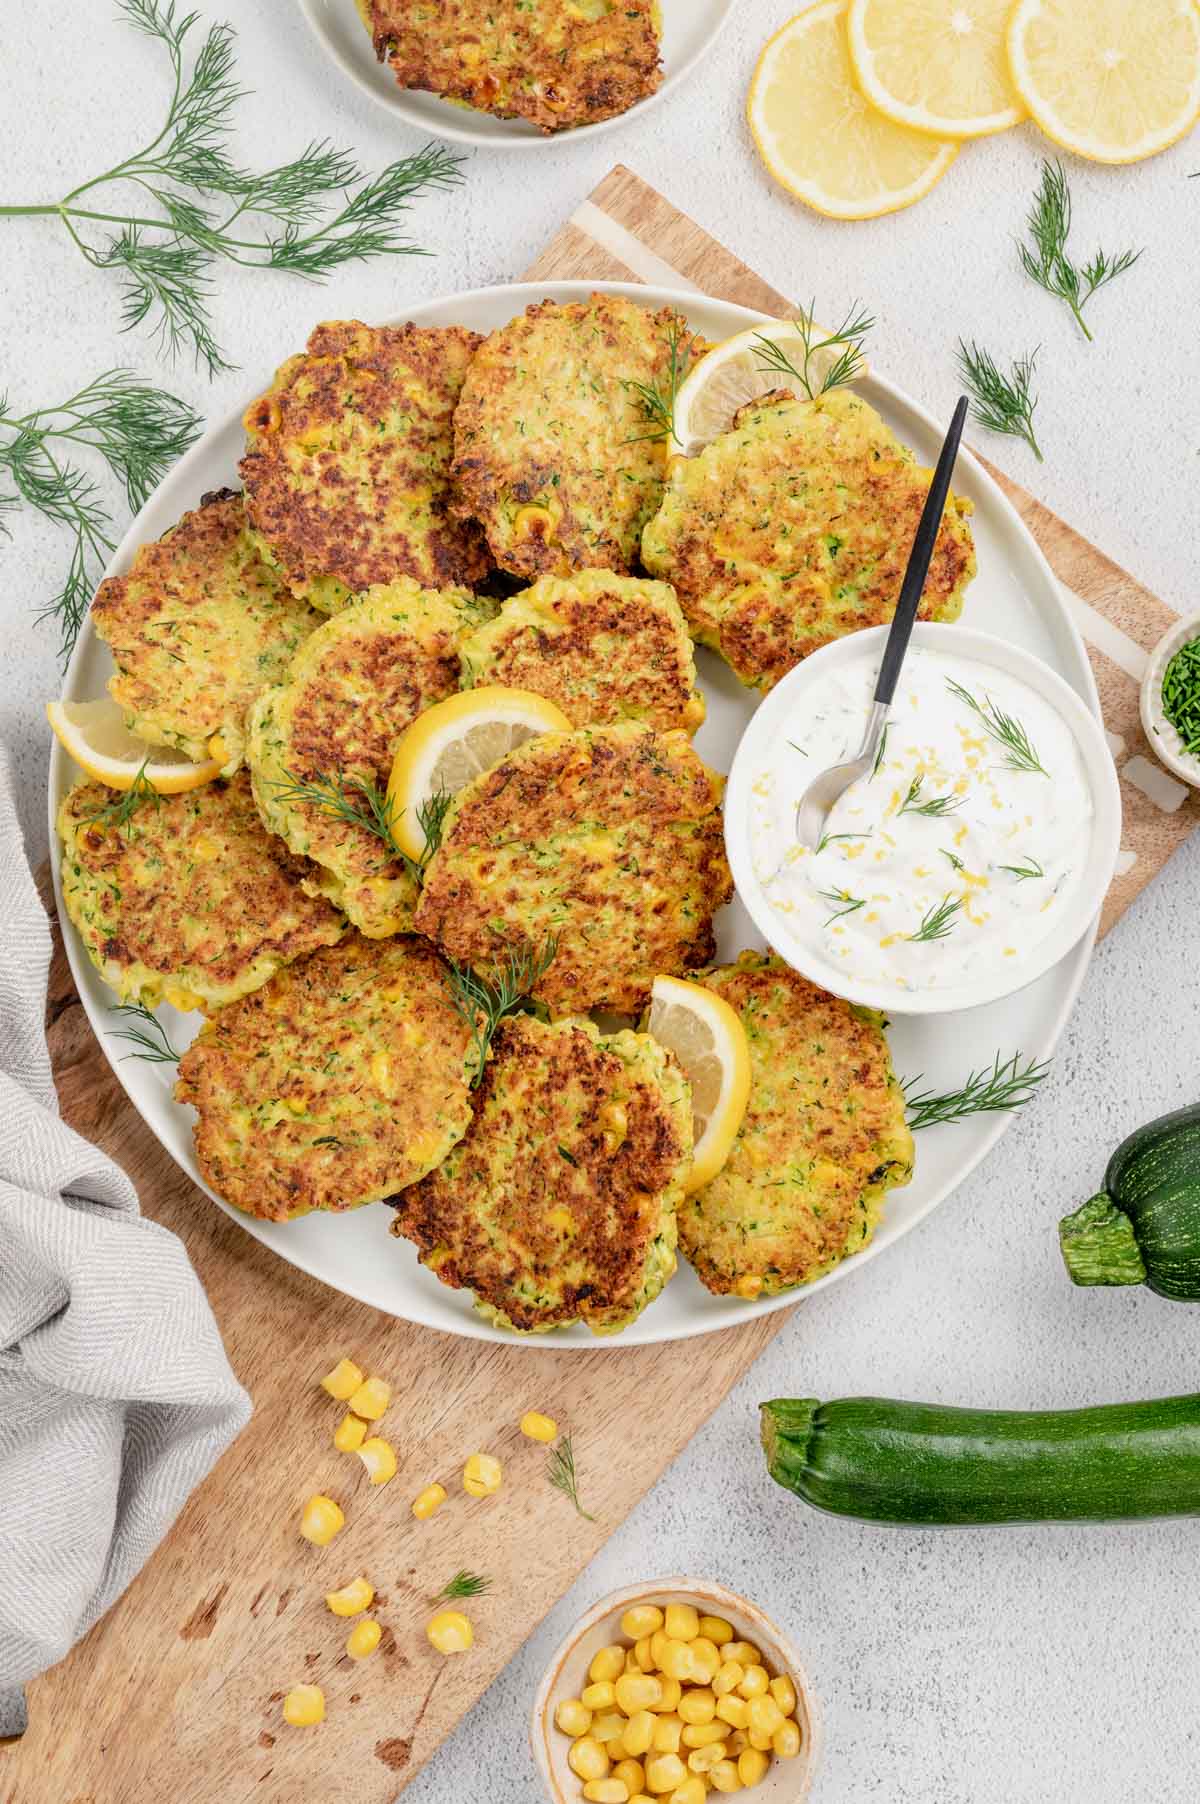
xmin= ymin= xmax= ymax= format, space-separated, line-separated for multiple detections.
xmin=726 ymin=623 xmax=1121 ymax=1016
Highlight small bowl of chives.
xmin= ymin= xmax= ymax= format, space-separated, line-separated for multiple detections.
xmin=1141 ymin=611 xmax=1200 ymax=789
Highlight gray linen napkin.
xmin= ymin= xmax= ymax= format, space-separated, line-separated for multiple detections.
xmin=0 ymin=748 xmax=251 ymax=1738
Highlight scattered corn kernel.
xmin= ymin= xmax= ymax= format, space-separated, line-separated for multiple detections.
xmin=411 ymin=1481 xmax=447 ymax=1520
xmin=769 ymin=1674 xmax=796 ymax=1716
xmin=621 ymin=1604 xmax=665 ymax=1640
xmin=569 ymin=1736 xmax=610 ymax=1782
xmin=713 ymin=1661 xmax=744 ymax=1697
xmin=615 ymin=1672 xmax=663 ymax=1714
xmin=677 ymin=1689 xmax=715 ymax=1726
xmin=715 ymin=1696 xmax=748 ymax=1730
xmin=746 ymin=1695 xmax=784 ymax=1741
xmin=324 ymin=1576 xmax=374 ymax=1617
xmin=738 ymin=1665 xmax=769 ymax=1700
xmin=737 ymin=1748 xmax=769 ymax=1787
xmin=462 ymin=1452 xmax=503 ymax=1497
xmin=772 ymin=1718 xmax=802 ymax=1759
xmin=663 ymin=1603 xmax=699 ymax=1643
xmin=347 ymin=1376 xmax=390 ymax=1420
xmin=681 ymin=1722 xmax=727 ymax=1749
xmin=346 ymin=1617 xmax=382 ymax=1660
xmin=590 ymin=1644 xmax=627 ymax=1685
xmin=583 ymin=1783 xmax=629 ymax=1804
xmin=557 ymin=1699 xmax=593 ymax=1738
xmin=688 ymin=1741 xmax=729 ymax=1775
xmin=666 ymin=1779 xmax=706 ymax=1804
xmin=593 ymin=1712 xmax=627 ymax=1746
xmin=520 ymin=1410 xmax=559 ymax=1442
xmin=699 ymin=1615 xmax=734 ymax=1646
xmin=614 ymin=1758 xmax=646 ymax=1793
xmin=299 ymin=1494 xmax=344 ymax=1546
xmin=282 ymin=1683 xmax=325 ymax=1727
xmin=651 ymin=1715 xmax=683 ymax=1754
xmin=582 ymin=1681 xmax=616 ymax=1711
xmin=358 ymin=1436 xmax=397 ymax=1485
xmin=708 ymin=1759 xmax=743 ymax=1793
xmin=426 ymin=1609 xmax=473 ymax=1654
xmin=644 ymin=1751 xmax=687 ymax=1793
xmin=334 ymin=1413 xmax=367 ymax=1453
xmin=320 ymin=1358 xmax=363 ymax=1401
xmin=622 ymin=1711 xmax=655 ymax=1757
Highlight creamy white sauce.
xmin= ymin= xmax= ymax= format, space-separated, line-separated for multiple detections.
xmin=749 ymin=646 xmax=1094 ymax=994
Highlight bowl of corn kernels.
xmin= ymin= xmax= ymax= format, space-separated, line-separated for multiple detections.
xmin=532 ymin=1579 xmax=821 ymax=1802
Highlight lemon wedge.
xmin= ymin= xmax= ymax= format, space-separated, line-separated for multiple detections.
xmin=648 ymin=975 xmax=752 ymax=1194
xmin=386 ymin=686 xmax=572 ymax=862
xmin=1007 ymin=0 xmax=1200 ymax=164
xmin=47 ymin=698 xmax=221 ymax=792
xmin=748 ymin=0 xmax=959 ymax=220
xmin=848 ymin=0 xmax=1025 ymax=138
xmin=671 ymin=319 xmax=870 ymax=457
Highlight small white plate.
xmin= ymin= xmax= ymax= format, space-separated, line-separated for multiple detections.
xmin=1139 ymin=609 xmax=1200 ymax=789
xmin=298 ymin=0 xmax=735 ymax=147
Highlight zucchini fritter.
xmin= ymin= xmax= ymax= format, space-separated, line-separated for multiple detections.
xmin=415 ymin=721 xmax=732 ymax=1015
xmin=390 ymin=1014 xmax=690 ymax=1334
xmin=642 ymin=387 xmax=977 ymax=692
xmin=247 ymin=580 xmax=491 ymax=939
xmin=451 ymin=295 xmax=687 ymax=582
xmin=90 ymin=488 xmax=320 ymax=773
xmin=240 ymin=320 xmax=491 ymax=612
xmin=176 ymin=935 xmax=474 ymax=1222
xmin=365 ymin=0 xmax=662 ymax=135
xmin=58 ymin=772 xmax=345 ymax=1013
xmin=459 ymin=568 xmax=705 ymax=732
xmin=678 ymin=953 xmax=914 ymax=1297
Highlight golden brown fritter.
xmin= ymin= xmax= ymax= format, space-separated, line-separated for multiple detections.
xmin=677 ymin=952 xmax=914 ymax=1298
xmin=642 ymin=387 xmax=976 ymax=692
xmin=240 ymin=320 xmax=491 ymax=612
xmin=364 ymin=0 xmax=662 ymax=135
xmin=390 ymin=1014 xmax=690 ymax=1334
xmin=90 ymin=488 xmax=321 ymax=773
xmin=414 ymin=721 xmax=733 ymax=1016
xmin=58 ymin=772 xmax=345 ymax=1013
xmin=176 ymin=935 xmax=474 ymax=1222
xmin=458 ymin=568 xmax=705 ymax=732
xmin=247 ymin=580 xmax=492 ymax=938
xmin=451 ymin=295 xmax=689 ymax=582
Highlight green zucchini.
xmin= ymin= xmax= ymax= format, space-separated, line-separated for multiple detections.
xmin=1059 ymin=1101 xmax=1200 ymax=1300
xmin=760 ymin=1394 xmax=1200 ymax=1524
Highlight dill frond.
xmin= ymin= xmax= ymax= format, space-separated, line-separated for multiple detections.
xmin=272 ymin=770 xmax=449 ymax=884
xmin=998 ymin=854 xmax=1044 ymax=880
xmin=753 ymin=300 xmax=873 ymax=400
xmin=819 ymin=888 xmax=867 ymax=927
xmin=78 ymin=759 xmax=163 ymax=836
xmin=945 ymin=678 xmax=1048 ymax=776
xmin=956 ymin=339 xmax=1043 ymax=462
xmin=625 ymin=317 xmax=697 ymax=446
xmin=107 ymin=999 xmax=181 ymax=1064
xmin=898 ymin=775 xmax=963 ymax=818
xmin=546 ymin=1434 xmax=595 ymax=1522
xmin=903 ymin=1051 xmax=1051 ymax=1130
xmin=909 ymin=894 xmax=964 ymax=943
xmin=436 ymin=1570 xmax=492 ymax=1603
xmin=444 ymin=937 xmax=558 ymax=1087
xmin=1018 ymin=160 xmax=1141 ymax=342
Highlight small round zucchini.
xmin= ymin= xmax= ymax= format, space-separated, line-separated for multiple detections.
xmin=1059 ymin=1101 xmax=1200 ymax=1301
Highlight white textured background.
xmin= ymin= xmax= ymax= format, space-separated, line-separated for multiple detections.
xmin=3 ymin=3 xmax=1200 ymax=1800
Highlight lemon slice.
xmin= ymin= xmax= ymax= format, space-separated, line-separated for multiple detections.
xmin=648 ymin=975 xmax=752 ymax=1194
xmin=47 ymin=698 xmax=221 ymax=792
xmin=1007 ymin=0 xmax=1200 ymax=164
xmin=848 ymin=0 xmax=1025 ymax=138
xmin=748 ymin=0 xmax=959 ymax=220
xmin=386 ymin=686 xmax=572 ymax=861
xmin=672 ymin=319 xmax=870 ymax=457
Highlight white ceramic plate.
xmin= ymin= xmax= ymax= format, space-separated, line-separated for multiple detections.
xmin=298 ymin=0 xmax=735 ymax=147
xmin=49 ymin=280 xmax=1101 ymax=1348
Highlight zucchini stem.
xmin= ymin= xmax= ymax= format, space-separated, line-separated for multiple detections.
xmin=1059 ymin=1193 xmax=1148 ymax=1288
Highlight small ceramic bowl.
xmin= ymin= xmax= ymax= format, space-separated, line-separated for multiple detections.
xmin=532 ymin=1578 xmax=821 ymax=1802
xmin=1139 ymin=609 xmax=1200 ymax=789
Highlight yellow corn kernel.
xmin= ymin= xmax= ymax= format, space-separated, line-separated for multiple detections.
xmin=520 ymin=1410 xmax=558 ymax=1443
xmin=320 ymin=1357 xmax=364 ymax=1400
xmin=556 ymin=1698 xmax=593 ymax=1738
xmin=599 ymin=1100 xmax=628 ymax=1153
xmin=746 ymin=1695 xmax=783 ymax=1741
xmin=163 ymin=985 xmax=205 ymax=1013
xmin=715 ymin=1695 xmax=748 ymax=1730
xmin=644 ymin=1751 xmax=687 ymax=1793
xmin=629 ymin=1797 xmax=656 ymax=1804
xmin=655 ymin=1677 xmax=682 ymax=1713
xmin=687 ymin=1639 xmax=720 ymax=1685
xmin=569 ymin=1737 xmax=610 ymax=1782
xmin=622 ymin=1710 xmax=655 ymax=1757
xmin=593 ymin=1712 xmax=627 ymax=1746
xmin=667 ymin=1779 xmax=706 ymax=1804
xmin=582 ymin=1681 xmax=616 ymax=1711
xmin=324 ymin=1576 xmax=374 ymax=1617
xmin=282 ymin=1683 xmax=325 ymax=1727
xmin=206 ymin=732 xmax=230 ymax=767
xmin=426 ymin=1609 xmax=474 ymax=1654
xmin=348 ymin=1376 xmax=390 ymax=1420
xmin=369 ymin=1051 xmax=393 ymax=1092
xmin=621 ymin=1603 xmax=665 ymax=1641
xmin=590 ymin=1644 xmax=627 ymax=1685
xmin=699 ymin=1616 xmax=734 ymax=1647
xmin=713 ymin=1661 xmax=744 ymax=1698
xmin=651 ymin=1714 xmax=683 ymax=1754
xmin=333 ymin=1413 xmax=367 ymax=1453
xmin=357 ymin=1436 xmax=397 ymax=1485
xmin=738 ymin=1665 xmax=769 ymax=1700
xmin=656 ymin=1639 xmax=694 ymax=1682
xmin=346 ymin=1617 xmax=382 ymax=1660
xmin=513 ymin=503 xmax=556 ymax=541
xmin=663 ymin=1603 xmax=699 ymax=1642
xmin=677 ymin=1689 xmax=716 ymax=1727
xmin=773 ymin=1718 xmax=802 ymax=1759
xmin=613 ymin=1758 xmax=646 ymax=1794
xmin=737 ymin=1749 xmax=769 ymax=1787
xmin=635 ymin=1635 xmax=656 ymax=1673
xmin=681 ymin=1723 xmax=726 ymax=1750
xmin=462 ymin=1452 xmax=502 ymax=1497
xmin=725 ymin=1730 xmax=748 ymax=1757
xmin=649 ymin=1628 xmax=670 ymax=1668
xmin=724 ymin=1643 xmax=759 ymax=1669
xmin=411 ymin=1481 xmax=447 ymax=1520
xmin=708 ymin=1760 xmax=743 ymax=1794
xmin=688 ymin=1742 xmax=728 ymax=1775
xmin=624 ymin=1648 xmax=642 ymax=1674
xmin=748 ymin=1728 xmax=773 ymax=1753
xmin=615 ymin=1672 xmax=663 ymax=1715
xmin=583 ymin=1783 xmax=629 ymax=1804
xmin=769 ymin=1674 xmax=797 ymax=1716
xmin=299 ymin=1494 xmax=344 ymax=1546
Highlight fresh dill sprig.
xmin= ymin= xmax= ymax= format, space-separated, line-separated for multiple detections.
xmin=819 ymin=888 xmax=867 ymax=927
xmin=547 ymin=1434 xmax=595 ymax=1522
xmin=0 ymin=370 xmax=201 ymax=659
xmin=0 ymin=2 xmax=464 ymax=374
xmin=998 ymin=854 xmax=1044 ymax=880
xmin=910 ymin=894 xmax=964 ymax=943
xmin=272 ymin=769 xmax=450 ymax=883
xmin=753 ymin=300 xmax=873 ymax=400
xmin=871 ymin=722 xmax=891 ymax=776
xmin=946 ymin=678 xmax=1048 ymax=776
xmin=898 ymin=774 xmax=963 ymax=819
xmin=445 ymin=937 xmax=559 ymax=1087
xmin=940 ymin=847 xmax=965 ymax=871
xmin=436 ymin=1570 xmax=492 ymax=1603
xmin=625 ymin=317 xmax=697 ymax=446
xmin=107 ymin=999 xmax=181 ymax=1063
xmin=1018 ymin=160 xmax=1141 ymax=343
xmin=956 ymin=339 xmax=1043 ymax=462
xmin=903 ymin=1051 xmax=1051 ymax=1131
xmin=79 ymin=758 xmax=163 ymax=836
xmin=816 ymin=829 xmax=870 ymax=853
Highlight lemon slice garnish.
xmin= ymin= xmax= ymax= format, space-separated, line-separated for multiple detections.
xmin=748 ymin=0 xmax=958 ymax=220
xmin=47 ymin=698 xmax=221 ymax=792
xmin=671 ymin=319 xmax=870 ymax=458
xmin=386 ymin=686 xmax=572 ymax=862
xmin=1007 ymin=0 xmax=1200 ymax=164
xmin=847 ymin=0 xmax=1025 ymax=139
xmin=647 ymin=975 xmax=752 ymax=1194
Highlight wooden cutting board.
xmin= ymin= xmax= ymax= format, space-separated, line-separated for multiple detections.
xmin=5 ymin=167 xmax=1193 ymax=1804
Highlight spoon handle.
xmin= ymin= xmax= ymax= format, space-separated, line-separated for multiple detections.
xmin=873 ymin=394 xmax=969 ymax=707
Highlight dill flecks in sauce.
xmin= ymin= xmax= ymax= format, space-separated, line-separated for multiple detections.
xmin=1160 ymin=636 xmax=1200 ymax=758
xmin=750 ymin=646 xmax=1094 ymax=994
